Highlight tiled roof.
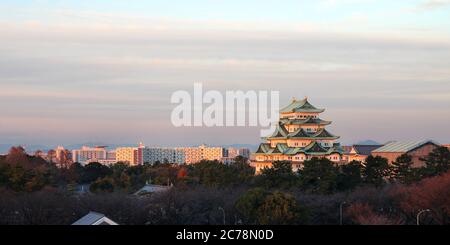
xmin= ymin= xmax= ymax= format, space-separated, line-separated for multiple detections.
xmin=267 ymin=127 xmax=339 ymax=140
xmin=254 ymin=142 xmax=343 ymax=156
xmin=280 ymin=98 xmax=325 ymax=113
xmin=372 ymin=140 xmax=438 ymax=153
xmin=280 ymin=117 xmax=332 ymax=126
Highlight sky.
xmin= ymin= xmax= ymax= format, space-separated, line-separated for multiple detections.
xmin=0 ymin=0 xmax=450 ymax=148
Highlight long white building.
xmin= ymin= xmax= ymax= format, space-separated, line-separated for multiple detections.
xmin=140 ymin=147 xmax=185 ymax=164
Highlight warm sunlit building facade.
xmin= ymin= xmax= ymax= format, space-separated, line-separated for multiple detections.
xmin=253 ymin=98 xmax=344 ymax=174
xmin=177 ymin=144 xmax=225 ymax=164
xmin=342 ymin=145 xmax=383 ymax=163
xmin=116 ymin=147 xmax=138 ymax=165
xmin=72 ymin=146 xmax=108 ymax=164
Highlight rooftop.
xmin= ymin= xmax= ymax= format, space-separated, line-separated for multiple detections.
xmin=72 ymin=211 xmax=118 ymax=225
xmin=280 ymin=98 xmax=325 ymax=113
xmin=372 ymin=140 xmax=438 ymax=153
xmin=352 ymin=145 xmax=384 ymax=155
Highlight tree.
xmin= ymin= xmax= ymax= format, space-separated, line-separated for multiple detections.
xmin=58 ymin=149 xmax=73 ymax=169
xmin=256 ymin=161 xmax=298 ymax=189
xmin=257 ymin=191 xmax=308 ymax=225
xmin=345 ymin=202 xmax=403 ymax=225
xmin=337 ymin=160 xmax=363 ymax=191
xmin=390 ymin=154 xmax=419 ymax=184
xmin=420 ymin=146 xmax=450 ymax=177
xmin=65 ymin=162 xmax=85 ymax=183
xmin=47 ymin=149 xmax=56 ymax=164
xmin=82 ymin=162 xmax=112 ymax=183
xmin=187 ymin=160 xmax=249 ymax=188
xmin=390 ymin=170 xmax=450 ymax=225
xmin=234 ymin=188 xmax=268 ymax=224
xmin=6 ymin=146 xmax=28 ymax=166
xmin=229 ymin=156 xmax=255 ymax=183
xmin=90 ymin=177 xmax=115 ymax=193
xmin=363 ymin=155 xmax=390 ymax=187
xmin=298 ymin=158 xmax=339 ymax=194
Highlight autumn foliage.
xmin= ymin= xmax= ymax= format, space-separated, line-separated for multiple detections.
xmin=389 ymin=170 xmax=450 ymax=225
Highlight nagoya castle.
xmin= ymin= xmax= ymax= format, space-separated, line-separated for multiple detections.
xmin=253 ymin=97 xmax=343 ymax=174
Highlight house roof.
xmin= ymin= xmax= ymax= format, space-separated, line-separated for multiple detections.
xmin=372 ymin=140 xmax=438 ymax=153
xmin=72 ymin=211 xmax=118 ymax=225
xmin=280 ymin=98 xmax=325 ymax=113
xmin=353 ymin=145 xmax=384 ymax=155
xmin=134 ymin=184 xmax=172 ymax=195
xmin=341 ymin=146 xmax=353 ymax=154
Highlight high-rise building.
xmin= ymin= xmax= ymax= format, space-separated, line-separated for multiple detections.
xmin=178 ymin=144 xmax=225 ymax=164
xmin=253 ymin=97 xmax=343 ymax=174
xmin=116 ymin=147 xmax=138 ymax=165
xmin=72 ymin=146 xmax=108 ymax=164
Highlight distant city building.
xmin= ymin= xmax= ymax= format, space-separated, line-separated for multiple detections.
xmin=116 ymin=147 xmax=138 ymax=165
xmin=253 ymin=97 xmax=343 ymax=174
xmin=178 ymin=144 xmax=225 ymax=164
xmin=55 ymin=146 xmax=65 ymax=161
xmin=106 ymin=151 xmax=116 ymax=161
xmin=141 ymin=147 xmax=185 ymax=164
xmin=372 ymin=140 xmax=439 ymax=167
xmin=342 ymin=144 xmax=383 ymax=162
xmin=226 ymin=147 xmax=251 ymax=159
xmin=72 ymin=146 xmax=116 ymax=165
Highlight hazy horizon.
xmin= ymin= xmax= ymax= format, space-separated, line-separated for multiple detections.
xmin=1 ymin=0 xmax=450 ymax=147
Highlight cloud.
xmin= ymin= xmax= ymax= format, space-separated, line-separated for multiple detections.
xmin=417 ymin=0 xmax=450 ymax=10
xmin=0 ymin=19 xmax=449 ymax=145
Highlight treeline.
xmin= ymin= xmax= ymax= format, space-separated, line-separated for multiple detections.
xmin=0 ymin=146 xmax=449 ymax=225
xmin=255 ymin=147 xmax=449 ymax=194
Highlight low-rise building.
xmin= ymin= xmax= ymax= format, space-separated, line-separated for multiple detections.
xmin=134 ymin=184 xmax=172 ymax=196
xmin=343 ymin=144 xmax=383 ymax=163
xmin=371 ymin=140 xmax=439 ymax=167
xmin=72 ymin=211 xmax=118 ymax=225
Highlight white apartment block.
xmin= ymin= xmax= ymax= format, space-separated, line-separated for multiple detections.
xmin=141 ymin=147 xmax=185 ymax=164
xmin=72 ymin=146 xmax=107 ymax=164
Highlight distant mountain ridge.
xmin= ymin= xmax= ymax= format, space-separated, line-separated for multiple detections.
xmin=355 ymin=140 xmax=381 ymax=145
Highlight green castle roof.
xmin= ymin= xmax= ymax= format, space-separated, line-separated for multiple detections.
xmin=280 ymin=117 xmax=331 ymax=126
xmin=267 ymin=125 xmax=339 ymax=140
xmin=255 ymin=142 xmax=343 ymax=156
xmin=280 ymin=98 xmax=325 ymax=113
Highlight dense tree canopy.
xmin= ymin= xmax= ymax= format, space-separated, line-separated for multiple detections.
xmin=0 ymin=146 xmax=449 ymax=225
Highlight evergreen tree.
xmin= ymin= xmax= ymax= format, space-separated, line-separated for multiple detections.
xmin=420 ymin=146 xmax=450 ymax=177
xmin=257 ymin=191 xmax=308 ymax=225
xmin=390 ymin=154 xmax=418 ymax=184
xmin=256 ymin=161 xmax=298 ymax=189
xmin=337 ymin=160 xmax=363 ymax=191
xmin=298 ymin=157 xmax=339 ymax=194
xmin=363 ymin=155 xmax=390 ymax=187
